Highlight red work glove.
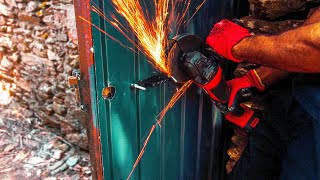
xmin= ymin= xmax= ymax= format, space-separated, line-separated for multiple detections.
xmin=227 ymin=69 xmax=265 ymax=112
xmin=224 ymin=69 xmax=265 ymax=132
xmin=206 ymin=19 xmax=251 ymax=62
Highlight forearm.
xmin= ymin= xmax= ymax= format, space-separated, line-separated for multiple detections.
xmin=240 ymin=9 xmax=320 ymax=84
xmin=255 ymin=66 xmax=290 ymax=86
xmin=232 ymin=23 xmax=320 ymax=73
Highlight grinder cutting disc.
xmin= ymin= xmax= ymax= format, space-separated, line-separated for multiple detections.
xmin=167 ymin=34 xmax=204 ymax=83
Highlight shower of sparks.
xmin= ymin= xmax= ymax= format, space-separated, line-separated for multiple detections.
xmin=81 ymin=0 xmax=207 ymax=178
xmin=89 ymin=0 xmax=208 ymax=75
xmin=91 ymin=0 xmax=172 ymax=74
xmin=126 ymin=80 xmax=193 ymax=180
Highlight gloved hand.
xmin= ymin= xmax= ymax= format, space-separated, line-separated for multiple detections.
xmin=226 ymin=69 xmax=265 ymax=113
xmin=200 ymin=70 xmax=264 ymax=131
xmin=206 ymin=19 xmax=251 ymax=62
xmin=223 ymin=69 xmax=265 ymax=132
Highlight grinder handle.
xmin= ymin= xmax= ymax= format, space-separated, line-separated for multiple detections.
xmin=230 ymin=105 xmax=245 ymax=117
xmin=201 ymin=71 xmax=245 ymax=117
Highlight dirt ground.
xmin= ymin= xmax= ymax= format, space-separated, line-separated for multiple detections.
xmin=0 ymin=102 xmax=92 ymax=180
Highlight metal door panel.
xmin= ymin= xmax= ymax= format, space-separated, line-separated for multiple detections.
xmin=137 ymin=56 xmax=164 ymax=180
xmin=91 ymin=1 xmax=140 ymax=179
xmin=77 ymin=0 xmax=239 ymax=179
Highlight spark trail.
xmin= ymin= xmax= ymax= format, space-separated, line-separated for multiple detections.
xmin=127 ymin=80 xmax=193 ymax=180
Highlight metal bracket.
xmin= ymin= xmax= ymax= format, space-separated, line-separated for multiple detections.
xmin=68 ymin=69 xmax=85 ymax=109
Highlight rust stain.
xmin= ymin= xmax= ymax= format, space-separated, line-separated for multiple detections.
xmin=73 ymin=0 xmax=103 ymax=179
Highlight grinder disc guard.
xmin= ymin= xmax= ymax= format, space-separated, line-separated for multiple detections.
xmin=167 ymin=34 xmax=203 ymax=83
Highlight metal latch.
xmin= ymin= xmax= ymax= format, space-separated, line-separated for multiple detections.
xmin=68 ymin=69 xmax=83 ymax=108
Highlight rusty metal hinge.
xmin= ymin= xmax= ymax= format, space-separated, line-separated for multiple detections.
xmin=68 ymin=69 xmax=84 ymax=109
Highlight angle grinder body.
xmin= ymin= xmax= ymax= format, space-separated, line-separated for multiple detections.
xmin=166 ymin=34 xmax=231 ymax=101
xmin=166 ymin=34 xmax=260 ymax=132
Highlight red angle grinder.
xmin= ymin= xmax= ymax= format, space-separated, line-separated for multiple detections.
xmin=167 ymin=34 xmax=259 ymax=131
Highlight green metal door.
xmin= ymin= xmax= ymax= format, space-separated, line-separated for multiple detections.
xmin=75 ymin=0 xmax=241 ymax=179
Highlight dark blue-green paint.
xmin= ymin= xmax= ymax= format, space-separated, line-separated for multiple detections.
xmin=89 ymin=0 xmax=239 ymax=179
